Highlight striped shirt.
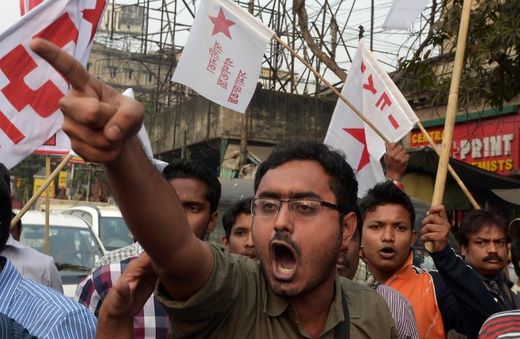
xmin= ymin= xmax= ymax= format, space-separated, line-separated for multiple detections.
xmin=479 ymin=310 xmax=520 ymax=339
xmin=375 ymin=283 xmax=419 ymax=339
xmin=0 ymin=257 xmax=96 ymax=339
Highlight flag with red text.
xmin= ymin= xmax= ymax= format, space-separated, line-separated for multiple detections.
xmin=324 ymin=40 xmax=418 ymax=196
xmin=0 ymin=0 xmax=107 ymax=167
xmin=172 ymin=0 xmax=274 ymax=113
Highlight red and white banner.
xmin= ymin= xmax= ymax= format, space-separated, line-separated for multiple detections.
xmin=0 ymin=0 xmax=107 ymax=167
xmin=383 ymin=0 xmax=429 ymax=30
xmin=324 ymin=40 xmax=418 ymax=196
xmin=172 ymin=0 xmax=274 ymax=113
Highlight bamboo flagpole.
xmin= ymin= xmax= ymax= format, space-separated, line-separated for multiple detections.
xmin=11 ymin=152 xmax=75 ymax=228
xmin=416 ymin=121 xmax=480 ymax=209
xmin=427 ymin=0 xmax=474 ymax=252
xmin=273 ymin=34 xmax=480 ymax=209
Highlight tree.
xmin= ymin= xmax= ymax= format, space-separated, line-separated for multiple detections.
xmin=395 ymin=0 xmax=520 ymax=110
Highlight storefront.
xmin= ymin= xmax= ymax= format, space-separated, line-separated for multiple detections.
xmin=409 ymin=105 xmax=519 ymax=175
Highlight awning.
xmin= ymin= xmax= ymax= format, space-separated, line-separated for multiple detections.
xmin=404 ymin=147 xmax=520 ymax=209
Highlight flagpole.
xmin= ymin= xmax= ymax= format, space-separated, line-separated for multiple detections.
xmin=11 ymin=152 xmax=74 ymax=228
xmin=44 ymin=155 xmax=51 ymax=255
xmin=273 ymin=34 xmax=391 ymax=144
xmin=274 ymin=34 xmax=479 ymax=209
xmin=427 ymin=0 xmax=473 ymax=252
xmin=416 ymin=122 xmax=480 ymax=209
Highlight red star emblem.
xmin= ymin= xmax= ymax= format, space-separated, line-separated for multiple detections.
xmin=82 ymin=0 xmax=106 ymax=43
xmin=208 ymin=8 xmax=235 ymax=39
xmin=343 ymin=128 xmax=370 ymax=172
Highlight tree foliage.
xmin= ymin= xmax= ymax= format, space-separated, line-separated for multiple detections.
xmin=395 ymin=0 xmax=520 ymax=110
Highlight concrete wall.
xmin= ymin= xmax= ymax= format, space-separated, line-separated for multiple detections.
xmin=144 ymin=89 xmax=337 ymax=154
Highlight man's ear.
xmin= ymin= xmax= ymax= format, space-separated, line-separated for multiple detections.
xmin=221 ymin=235 xmax=229 ymax=247
xmin=341 ymin=212 xmax=357 ymax=250
xmin=207 ymin=211 xmax=218 ymax=235
xmin=411 ymin=230 xmax=417 ymax=248
xmin=461 ymin=245 xmax=467 ymax=257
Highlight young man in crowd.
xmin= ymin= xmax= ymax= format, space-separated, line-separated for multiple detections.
xmin=31 ymin=38 xmax=402 ymax=337
xmin=359 ymin=181 xmax=500 ymax=339
xmin=75 ymin=160 xmax=220 ymax=338
xmin=456 ymin=210 xmax=519 ymax=309
xmin=221 ymin=197 xmax=255 ymax=259
xmin=0 ymin=166 xmax=96 ymax=338
xmin=337 ymin=208 xmax=419 ymax=339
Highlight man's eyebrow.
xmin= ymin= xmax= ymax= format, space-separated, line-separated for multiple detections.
xmin=181 ymin=200 xmax=205 ymax=206
xmin=256 ymin=191 xmax=322 ymax=199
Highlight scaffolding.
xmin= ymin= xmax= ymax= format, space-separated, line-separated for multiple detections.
xmin=92 ymin=0 xmax=434 ymax=115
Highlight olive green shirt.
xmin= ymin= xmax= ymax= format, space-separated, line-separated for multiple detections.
xmin=156 ymin=243 xmax=398 ymax=338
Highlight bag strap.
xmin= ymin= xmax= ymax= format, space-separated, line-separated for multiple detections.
xmin=334 ymin=288 xmax=350 ymax=339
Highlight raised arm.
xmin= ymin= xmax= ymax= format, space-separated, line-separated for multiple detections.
xmin=30 ymin=38 xmax=214 ymax=301
xmin=421 ymin=205 xmax=500 ymax=336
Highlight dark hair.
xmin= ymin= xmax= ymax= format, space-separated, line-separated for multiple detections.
xmin=511 ymin=240 xmax=520 ymax=277
xmin=222 ymin=197 xmax=252 ymax=239
xmin=254 ymin=141 xmax=358 ymax=214
xmin=457 ymin=209 xmax=508 ymax=247
xmin=359 ymin=181 xmax=415 ymax=227
xmin=0 ymin=163 xmax=11 ymax=252
xmin=162 ymin=159 xmax=221 ymax=213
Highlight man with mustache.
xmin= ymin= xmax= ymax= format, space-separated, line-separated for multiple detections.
xmin=30 ymin=38 xmax=398 ymax=338
xmin=360 ymin=181 xmax=500 ymax=339
xmin=456 ymin=210 xmax=520 ymax=310
xmin=221 ymin=197 xmax=256 ymax=259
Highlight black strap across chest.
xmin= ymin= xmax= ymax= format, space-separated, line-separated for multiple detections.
xmin=334 ymin=289 xmax=350 ymax=339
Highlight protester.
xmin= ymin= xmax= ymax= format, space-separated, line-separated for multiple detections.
xmin=338 ymin=207 xmax=419 ymax=339
xmin=0 ymin=164 xmax=63 ymax=292
xmin=27 ymin=38 xmax=401 ymax=336
xmin=457 ymin=210 xmax=520 ymax=309
xmin=359 ymin=181 xmax=500 ymax=339
xmin=0 ymin=163 xmax=96 ymax=338
xmin=221 ymin=197 xmax=255 ymax=259
xmin=76 ymin=159 xmax=220 ymax=338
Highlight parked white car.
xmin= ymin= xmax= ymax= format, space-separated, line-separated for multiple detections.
xmin=19 ymin=210 xmax=106 ymax=297
xmin=62 ymin=205 xmax=133 ymax=251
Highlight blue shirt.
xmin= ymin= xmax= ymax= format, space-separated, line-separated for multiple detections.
xmin=0 ymin=257 xmax=96 ymax=338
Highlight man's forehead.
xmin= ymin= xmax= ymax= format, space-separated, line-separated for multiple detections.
xmin=170 ymin=177 xmax=209 ymax=202
xmin=256 ymin=160 xmax=332 ymax=195
xmin=470 ymin=224 xmax=507 ymax=238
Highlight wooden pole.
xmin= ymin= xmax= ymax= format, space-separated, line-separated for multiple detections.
xmin=416 ymin=121 xmax=480 ymax=209
xmin=11 ymin=153 xmax=74 ymax=228
xmin=44 ymin=156 xmax=51 ymax=255
xmin=427 ymin=0 xmax=473 ymax=252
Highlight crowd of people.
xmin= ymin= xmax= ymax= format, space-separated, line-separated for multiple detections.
xmin=0 ymin=37 xmax=519 ymax=338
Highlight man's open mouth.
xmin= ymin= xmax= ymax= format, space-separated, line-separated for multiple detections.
xmin=379 ymin=247 xmax=396 ymax=259
xmin=271 ymin=241 xmax=298 ymax=281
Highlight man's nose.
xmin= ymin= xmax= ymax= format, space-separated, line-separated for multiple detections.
xmin=381 ymin=227 xmax=394 ymax=242
xmin=273 ymin=202 xmax=293 ymax=233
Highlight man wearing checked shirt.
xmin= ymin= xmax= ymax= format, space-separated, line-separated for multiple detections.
xmin=75 ymin=160 xmax=220 ymax=338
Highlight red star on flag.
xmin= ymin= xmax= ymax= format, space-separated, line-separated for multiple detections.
xmin=208 ymin=8 xmax=235 ymax=39
xmin=343 ymin=128 xmax=370 ymax=172
xmin=82 ymin=0 xmax=106 ymax=42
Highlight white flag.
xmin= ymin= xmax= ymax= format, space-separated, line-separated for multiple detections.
xmin=324 ymin=40 xmax=418 ymax=196
xmin=172 ymin=0 xmax=274 ymax=113
xmin=382 ymin=0 xmax=429 ymax=30
xmin=0 ymin=0 xmax=107 ymax=167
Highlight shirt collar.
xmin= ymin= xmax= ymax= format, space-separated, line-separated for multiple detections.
xmin=264 ymin=274 xmax=345 ymax=332
xmin=0 ymin=257 xmax=22 ymax=313
xmin=5 ymin=235 xmax=24 ymax=249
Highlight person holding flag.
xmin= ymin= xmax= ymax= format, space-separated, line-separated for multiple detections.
xmin=30 ymin=30 xmax=400 ymax=339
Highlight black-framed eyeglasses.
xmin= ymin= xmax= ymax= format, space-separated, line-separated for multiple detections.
xmin=251 ymin=197 xmax=342 ymax=219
